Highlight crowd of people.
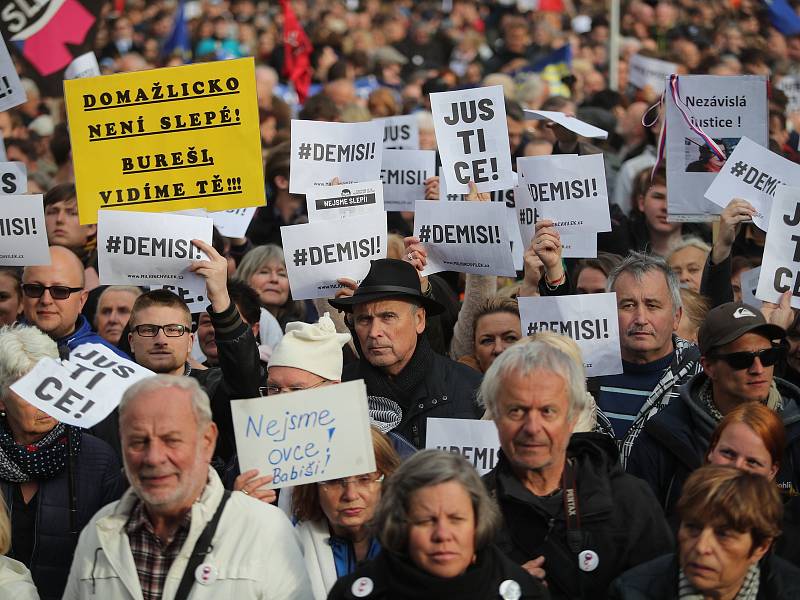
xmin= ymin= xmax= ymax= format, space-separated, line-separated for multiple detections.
xmin=2 ymin=0 xmax=800 ymax=598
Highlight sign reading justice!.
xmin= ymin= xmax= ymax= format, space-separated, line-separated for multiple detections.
xmin=65 ymin=58 xmax=264 ymax=224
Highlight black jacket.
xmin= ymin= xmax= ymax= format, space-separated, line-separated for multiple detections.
xmin=343 ymin=351 xmax=482 ymax=449
xmin=327 ymin=545 xmax=549 ymax=600
xmin=626 ymin=372 xmax=800 ymax=516
xmin=2 ymin=433 xmax=126 ymax=600
xmin=608 ymin=553 xmax=800 ymax=599
xmin=484 ymin=434 xmax=673 ymax=600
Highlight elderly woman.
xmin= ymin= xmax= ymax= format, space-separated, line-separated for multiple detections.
xmin=610 ymin=465 xmax=800 ymax=598
xmin=328 ymin=450 xmax=548 ymax=600
xmin=293 ymin=428 xmax=400 ymax=600
xmin=667 ymin=237 xmax=710 ymax=292
xmin=0 ymin=326 xmax=125 ymax=600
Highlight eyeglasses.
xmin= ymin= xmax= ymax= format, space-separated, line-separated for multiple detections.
xmin=22 ymin=283 xmax=83 ymax=300
xmin=318 ymin=473 xmax=384 ymax=491
xmin=711 ymin=346 xmax=784 ymax=370
xmin=132 ymin=324 xmax=189 ymax=337
xmin=260 ymin=379 xmax=327 ymax=396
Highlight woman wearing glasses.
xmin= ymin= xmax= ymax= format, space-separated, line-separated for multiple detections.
xmin=292 ymin=428 xmax=400 ymax=600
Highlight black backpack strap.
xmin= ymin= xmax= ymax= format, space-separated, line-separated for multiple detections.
xmin=174 ymin=489 xmax=232 ymax=600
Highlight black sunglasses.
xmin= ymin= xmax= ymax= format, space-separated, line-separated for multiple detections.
xmin=21 ymin=283 xmax=83 ymax=300
xmin=711 ymin=346 xmax=784 ymax=370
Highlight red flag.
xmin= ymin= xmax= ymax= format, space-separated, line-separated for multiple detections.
xmin=280 ymin=0 xmax=313 ymax=104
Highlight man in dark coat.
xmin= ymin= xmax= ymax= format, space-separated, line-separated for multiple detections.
xmin=481 ymin=338 xmax=673 ymax=599
xmin=330 ymin=258 xmax=482 ymax=448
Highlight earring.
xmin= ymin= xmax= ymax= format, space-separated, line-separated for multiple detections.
xmin=0 ymin=411 xmax=5 ymax=418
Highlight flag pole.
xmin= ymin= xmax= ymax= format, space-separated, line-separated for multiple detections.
xmin=609 ymin=0 xmax=620 ymax=91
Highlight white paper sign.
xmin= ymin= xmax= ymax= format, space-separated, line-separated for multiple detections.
xmin=665 ymin=75 xmax=768 ymax=220
xmin=414 ymin=200 xmax=516 ymax=276
xmin=0 ymin=161 xmax=26 ymax=194
xmin=149 ymin=280 xmax=209 ymax=313
xmin=281 ymin=211 xmax=388 ymax=299
xmin=306 ymin=180 xmax=384 ymax=221
xmin=0 ymin=34 xmax=26 ymax=111
xmin=231 ymin=380 xmax=376 ymax=489
xmin=524 ymin=109 xmax=608 ymax=139
xmin=377 ymin=114 xmax=419 ymax=149
xmin=426 ymin=418 xmax=501 ymax=476
xmin=64 ymin=52 xmax=101 ymax=80
xmin=10 ymin=343 xmax=154 ymax=428
xmin=380 ymin=149 xmax=435 ymax=211
xmin=289 ymin=120 xmax=384 ymax=194
xmin=704 ymin=136 xmax=800 ymax=231
xmin=0 ymin=194 xmax=49 ymax=266
xmin=97 ymin=210 xmax=212 ymax=288
xmin=740 ymin=266 xmax=761 ymax=308
xmin=628 ymin=54 xmax=677 ymax=93
xmin=755 ymin=186 xmax=800 ymax=309
xmin=431 ymin=85 xmax=514 ymax=194
xmin=778 ymin=75 xmax=800 ymax=113
xmin=0 ymin=133 xmax=7 ymax=162
xmin=209 ymin=207 xmax=257 ymax=238
xmin=518 ymin=293 xmax=623 ymax=377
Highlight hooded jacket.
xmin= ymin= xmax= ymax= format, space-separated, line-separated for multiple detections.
xmin=626 ymin=372 xmax=800 ymax=515
xmin=484 ymin=433 xmax=673 ymax=600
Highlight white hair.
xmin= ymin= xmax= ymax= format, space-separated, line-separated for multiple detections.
xmin=0 ymin=325 xmax=58 ymax=397
xmin=119 ymin=375 xmax=212 ymax=427
xmin=667 ymin=236 xmax=711 ymax=260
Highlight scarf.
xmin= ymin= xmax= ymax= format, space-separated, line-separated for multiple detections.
xmin=678 ymin=564 xmax=759 ymax=600
xmin=700 ymin=379 xmax=783 ymax=422
xmin=0 ymin=421 xmax=80 ymax=483
xmin=360 ymin=334 xmax=435 ymax=414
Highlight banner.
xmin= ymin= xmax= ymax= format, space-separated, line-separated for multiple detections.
xmin=380 ymin=149 xmax=435 ymax=211
xmin=665 ymin=75 xmax=768 ymax=221
xmin=0 ymin=33 xmax=25 ymax=111
xmin=289 ymin=119 xmax=383 ymax=194
xmin=10 ymin=343 xmax=153 ymax=428
xmin=281 ymin=211 xmax=387 ymax=299
xmin=518 ymin=293 xmax=622 ymax=377
xmin=0 ymin=194 xmax=49 ymax=266
xmin=755 ymin=186 xmax=800 ymax=309
xmin=231 ymin=380 xmax=376 ymax=489
xmin=413 ymin=200 xmax=516 ymax=277
xmin=306 ymin=180 xmax=384 ymax=222
xmin=65 ymin=58 xmax=264 ymax=224
xmin=431 ymin=85 xmax=514 ymax=194
xmin=628 ymin=54 xmax=676 ymax=93
xmin=0 ymin=161 xmax=27 ymax=194
xmin=425 ymin=418 xmax=500 ymax=476
xmin=377 ymin=114 xmax=419 ymax=149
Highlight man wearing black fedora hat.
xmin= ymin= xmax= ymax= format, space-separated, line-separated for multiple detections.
xmin=330 ymin=258 xmax=483 ymax=448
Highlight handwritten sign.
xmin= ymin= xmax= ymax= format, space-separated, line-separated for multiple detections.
xmin=0 ymin=194 xmax=49 ymax=266
xmin=65 ymin=58 xmax=264 ymax=223
xmin=426 ymin=418 xmax=500 ymax=476
xmin=231 ymin=380 xmax=376 ymax=489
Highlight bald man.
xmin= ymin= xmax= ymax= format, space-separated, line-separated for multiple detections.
xmin=22 ymin=246 xmax=127 ymax=356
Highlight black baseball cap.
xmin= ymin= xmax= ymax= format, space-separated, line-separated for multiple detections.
xmin=697 ymin=302 xmax=786 ymax=356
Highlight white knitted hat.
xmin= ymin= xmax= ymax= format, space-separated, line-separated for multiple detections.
xmin=267 ymin=313 xmax=351 ymax=380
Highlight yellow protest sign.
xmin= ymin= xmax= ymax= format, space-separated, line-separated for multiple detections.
xmin=65 ymin=58 xmax=265 ymax=224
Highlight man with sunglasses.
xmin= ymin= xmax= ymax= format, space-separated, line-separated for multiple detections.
xmin=627 ymin=301 xmax=800 ymax=515
xmin=21 ymin=245 xmax=127 ymax=357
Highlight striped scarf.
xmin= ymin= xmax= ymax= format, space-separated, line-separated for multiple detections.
xmin=678 ymin=564 xmax=759 ymax=600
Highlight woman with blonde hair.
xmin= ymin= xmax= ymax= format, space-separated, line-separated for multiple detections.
xmin=0 ymin=492 xmax=38 ymax=598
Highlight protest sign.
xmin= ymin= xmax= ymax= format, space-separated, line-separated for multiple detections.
xmin=281 ymin=211 xmax=387 ymax=299
xmin=289 ymin=119 xmax=383 ymax=194
xmin=628 ymin=54 xmax=676 ymax=93
xmin=426 ymin=418 xmax=501 ymax=475
xmin=518 ymin=293 xmax=623 ymax=377
xmin=0 ymin=194 xmax=49 ymax=266
xmin=740 ymin=266 xmax=761 ymax=308
xmin=380 ymin=149 xmax=435 ymax=211
xmin=523 ymin=109 xmax=608 ymax=139
xmin=149 ymin=280 xmax=209 ymax=313
xmin=97 ymin=210 xmax=212 ymax=289
xmin=0 ymin=162 xmax=27 ymax=194
xmin=306 ymin=180 xmax=384 ymax=222
xmin=665 ymin=74 xmax=768 ymax=221
xmin=64 ymin=52 xmax=101 ymax=79
xmin=0 ymin=33 xmax=26 ymax=111
xmin=377 ymin=114 xmax=419 ymax=149
xmin=431 ymin=85 xmax=514 ymax=194
xmin=208 ymin=207 xmax=257 ymax=238
xmin=704 ymin=136 xmax=800 ymax=231
xmin=231 ymin=380 xmax=376 ymax=489
xmin=755 ymin=186 xmax=800 ymax=309
xmin=414 ymin=200 xmax=516 ymax=277
xmin=0 ymin=133 xmax=6 ymax=161
xmin=777 ymin=75 xmax=800 ymax=114
xmin=64 ymin=58 xmax=264 ymax=223
xmin=10 ymin=343 xmax=154 ymax=428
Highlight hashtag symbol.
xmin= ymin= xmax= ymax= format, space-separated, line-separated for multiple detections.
xmin=730 ymin=161 xmax=747 ymax=177
xmin=298 ymin=143 xmax=312 ymax=160
xmin=106 ymin=235 xmax=121 ymax=254
xmin=418 ymin=225 xmax=431 ymax=243
xmin=527 ymin=322 xmax=536 ymax=336
xmin=293 ymin=247 xmax=308 ymax=266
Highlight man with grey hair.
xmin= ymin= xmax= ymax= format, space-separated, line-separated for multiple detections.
xmin=482 ymin=338 xmax=672 ymax=599
xmin=64 ymin=375 xmax=313 ymax=599
xmin=592 ymin=251 xmax=701 ymax=465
